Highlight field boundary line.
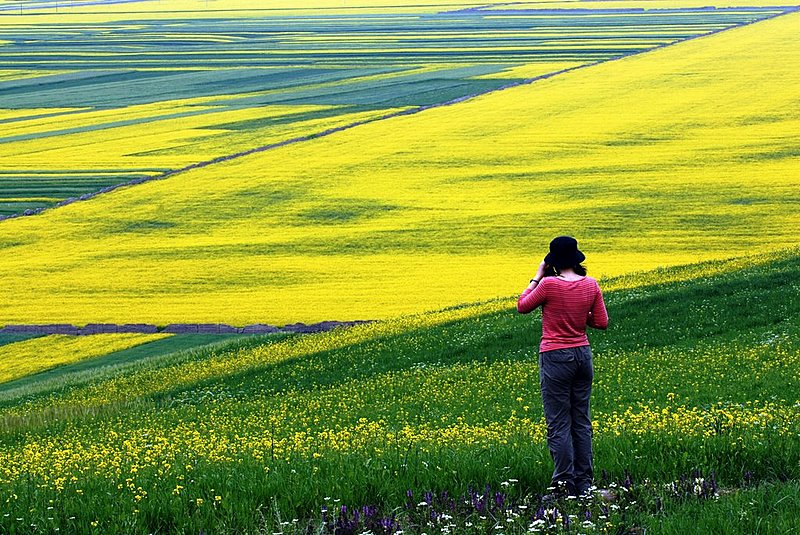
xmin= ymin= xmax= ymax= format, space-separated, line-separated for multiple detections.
xmin=1 ymin=5 xmax=797 ymax=223
xmin=0 ymin=319 xmax=374 ymax=335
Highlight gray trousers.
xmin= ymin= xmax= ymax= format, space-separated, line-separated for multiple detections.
xmin=539 ymin=345 xmax=594 ymax=495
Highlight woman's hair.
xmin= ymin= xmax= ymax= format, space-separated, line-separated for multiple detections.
xmin=544 ymin=263 xmax=587 ymax=277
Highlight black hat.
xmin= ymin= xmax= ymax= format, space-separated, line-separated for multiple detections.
xmin=544 ymin=236 xmax=585 ymax=269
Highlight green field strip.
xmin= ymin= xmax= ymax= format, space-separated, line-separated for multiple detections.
xmin=0 ymin=69 xmax=216 ymax=108
xmin=0 ymin=68 xmax=147 ymax=92
xmin=0 ymin=67 xmax=399 ymax=109
xmin=285 ymin=77 xmax=513 ymax=107
xmin=0 ymin=201 xmax=55 ymax=215
xmin=0 ymin=172 xmax=155 ymax=214
xmin=0 ymin=185 xmax=133 ymax=193
xmin=243 ymin=68 xmax=510 ymax=107
xmin=0 ymin=68 xmax=175 ymax=97
xmin=0 ymin=333 xmax=296 ymax=411
xmin=0 ymin=169 xmax=165 ymax=174
xmin=0 ymin=176 xmax=151 ymax=192
xmin=0 ymin=334 xmax=248 ymax=397
xmin=0 ymin=333 xmax=41 ymax=346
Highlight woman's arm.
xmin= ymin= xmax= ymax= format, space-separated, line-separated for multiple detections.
xmin=587 ymin=281 xmax=609 ymax=329
xmin=517 ymin=261 xmax=548 ymax=314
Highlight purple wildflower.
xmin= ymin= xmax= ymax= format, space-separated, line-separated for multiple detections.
xmin=494 ymin=491 xmax=505 ymax=509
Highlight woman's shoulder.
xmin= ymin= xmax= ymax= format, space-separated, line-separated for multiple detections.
xmin=583 ymin=276 xmax=602 ymax=289
xmin=552 ymin=275 xmax=596 ymax=283
xmin=564 ymin=275 xmax=600 ymax=288
xmin=548 ymin=275 xmax=597 ymax=288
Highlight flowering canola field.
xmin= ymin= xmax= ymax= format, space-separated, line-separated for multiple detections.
xmin=3 ymin=1 xmax=775 ymax=217
xmin=0 ymin=250 xmax=798 ymax=533
xmin=1 ymin=6 xmax=799 ymax=326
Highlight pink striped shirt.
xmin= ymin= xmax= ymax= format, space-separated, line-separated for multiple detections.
xmin=517 ymin=276 xmax=608 ymax=352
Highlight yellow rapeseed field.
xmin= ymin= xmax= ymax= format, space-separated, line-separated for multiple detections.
xmin=0 ymin=11 xmax=798 ymax=326
xmin=0 ymin=333 xmax=171 ymax=384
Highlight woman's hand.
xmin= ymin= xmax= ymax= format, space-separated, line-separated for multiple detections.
xmin=535 ymin=261 xmax=547 ymax=281
xmin=527 ymin=261 xmax=548 ymax=289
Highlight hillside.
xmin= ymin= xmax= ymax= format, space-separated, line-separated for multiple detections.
xmin=0 ymin=8 xmax=798 ymax=326
xmin=1 ymin=249 xmax=799 ymax=532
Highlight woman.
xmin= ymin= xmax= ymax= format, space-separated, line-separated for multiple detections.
xmin=517 ymin=236 xmax=608 ymax=497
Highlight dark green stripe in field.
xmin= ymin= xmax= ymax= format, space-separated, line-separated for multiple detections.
xmin=0 ymin=173 xmax=153 ymax=215
xmin=0 ymin=108 xmax=219 ymax=144
xmin=0 ymin=200 xmax=57 ymax=216
xmin=0 ymin=333 xmax=42 ymax=347
xmin=274 ymin=78 xmax=512 ymax=107
xmin=0 ymin=67 xmax=403 ymax=108
xmin=0 ymin=69 xmax=174 ymax=97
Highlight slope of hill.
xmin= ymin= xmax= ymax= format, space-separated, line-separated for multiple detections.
xmin=0 ymin=249 xmax=798 ymax=532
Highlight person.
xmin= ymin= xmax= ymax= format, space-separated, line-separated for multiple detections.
xmin=517 ymin=236 xmax=608 ymax=497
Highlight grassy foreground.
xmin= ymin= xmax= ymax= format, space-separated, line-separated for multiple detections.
xmin=0 ymin=249 xmax=798 ymax=533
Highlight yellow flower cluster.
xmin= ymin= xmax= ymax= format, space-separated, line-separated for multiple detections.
xmin=1 ymin=393 xmax=797 ymax=489
xmin=597 ymin=401 xmax=800 ymax=439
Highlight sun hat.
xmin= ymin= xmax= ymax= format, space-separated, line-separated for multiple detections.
xmin=544 ymin=236 xmax=586 ymax=269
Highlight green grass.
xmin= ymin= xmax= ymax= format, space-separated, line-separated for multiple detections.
xmin=0 ymin=252 xmax=798 ymax=533
xmin=638 ymin=481 xmax=800 ymax=534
